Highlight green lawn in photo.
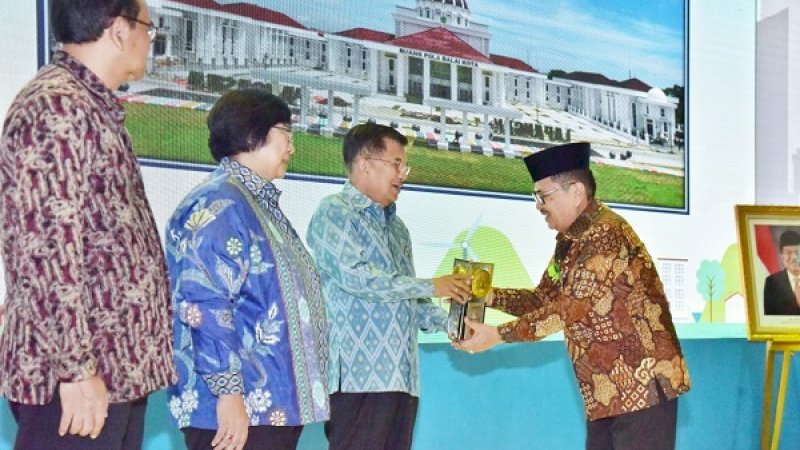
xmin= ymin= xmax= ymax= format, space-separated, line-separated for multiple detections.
xmin=126 ymin=103 xmax=684 ymax=209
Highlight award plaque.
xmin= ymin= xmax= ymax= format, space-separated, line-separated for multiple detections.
xmin=447 ymin=258 xmax=494 ymax=340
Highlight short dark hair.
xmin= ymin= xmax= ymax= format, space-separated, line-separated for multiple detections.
xmin=552 ymin=168 xmax=596 ymax=199
xmin=780 ymin=230 xmax=800 ymax=251
xmin=343 ymin=123 xmax=407 ymax=173
xmin=50 ymin=0 xmax=140 ymax=44
xmin=207 ymin=89 xmax=291 ymax=162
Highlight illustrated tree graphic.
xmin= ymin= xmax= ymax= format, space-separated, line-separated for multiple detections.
xmin=696 ymin=260 xmax=726 ymax=322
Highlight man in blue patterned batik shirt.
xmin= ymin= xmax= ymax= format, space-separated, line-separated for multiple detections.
xmin=307 ymin=123 xmax=472 ymax=450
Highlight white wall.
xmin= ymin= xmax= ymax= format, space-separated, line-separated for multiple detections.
xmin=757 ymin=0 xmax=800 ymax=203
xmin=0 ymin=0 xmax=38 ymax=297
xmin=0 ymin=1 xmax=37 ymax=125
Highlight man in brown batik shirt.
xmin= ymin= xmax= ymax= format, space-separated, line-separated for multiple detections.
xmin=453 ymin=142 xmax=690 ymax=450
xmin=0 ymin=1 xmax=175 ymax=449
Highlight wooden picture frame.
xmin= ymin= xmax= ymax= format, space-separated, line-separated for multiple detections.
xmin=736 ymin=204 xmax=800 ymax=341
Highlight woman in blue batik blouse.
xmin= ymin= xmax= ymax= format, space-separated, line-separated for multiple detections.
xmin=165 ymin=89 xmax=329 ymax=450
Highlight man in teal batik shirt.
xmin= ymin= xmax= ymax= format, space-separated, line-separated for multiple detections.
xmin=307 ymin=123 xmax=471 ymax=450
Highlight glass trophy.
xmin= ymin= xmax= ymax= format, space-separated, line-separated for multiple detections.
xmin=447 ymin=258 xmax=494 ymax=340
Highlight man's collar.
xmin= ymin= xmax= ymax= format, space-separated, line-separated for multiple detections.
xmin=558 ymin=199 xmax=601 ymax=241
xmin=52 ymin=50 xmax=123 ymax=122
xmin=343 ymin=181 xmax=396 ymax=216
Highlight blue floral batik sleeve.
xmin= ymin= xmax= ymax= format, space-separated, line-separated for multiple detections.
xmin=169 ymin=196 xmax=252 ymax=396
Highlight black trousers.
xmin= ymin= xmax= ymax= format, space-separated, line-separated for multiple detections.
xmin=585 ymin=386 xmax=679 ymax=450
xmin=183 ymin=425 xmax=304 ymax=450
xmin=325 ymin=391 xmax=419 ymax=450
xmin=8 ymin=393 xmax=148 ymax=450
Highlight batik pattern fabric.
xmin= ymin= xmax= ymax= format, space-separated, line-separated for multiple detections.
xmin=0 ymin=51 xmax=175 ymax=404
xmin=492 ymin=200 xmax=690 ymax=421
xmin=165 ymin=159 xmax=329 ymax=429
xmin=307 ymin=182 xmax=446 ymax=397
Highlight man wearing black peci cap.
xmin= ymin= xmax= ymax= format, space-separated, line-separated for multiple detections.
xmin=453 ymin=142 xmax=691 ymax=450
xmin=763 ymin=230 xmax=800 ymax=315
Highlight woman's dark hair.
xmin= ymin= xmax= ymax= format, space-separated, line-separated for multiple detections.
xmin=207 ymin=89 xmax=291 ymax=162
xmin=342 ymin=123 xmax=408 ymax=173
xmin=51 ymin=0 xmax=140 ymax=44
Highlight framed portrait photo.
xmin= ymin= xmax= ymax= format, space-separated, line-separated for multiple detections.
xmin=736 ymin=205 xmax=800 ymax=341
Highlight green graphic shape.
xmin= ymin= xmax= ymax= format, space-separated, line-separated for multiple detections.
xmin=432 ymin=226 xmax=535 ymax=326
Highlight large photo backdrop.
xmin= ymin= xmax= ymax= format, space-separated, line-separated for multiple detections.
xmin=120 ymin=0 xmax=688 ymax=211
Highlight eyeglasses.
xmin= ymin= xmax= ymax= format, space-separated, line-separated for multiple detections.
xmin=273 ymin=125 xmax=294 ymax=145
xmin=531 ymin=182 xmax=576 ymax=205
xmin=121 ymin=16 xmax=158 ymax=41
xmin=531 ymin=187 xmax=561 ymax=205
xmin=366 ymin=158 xmax=411 ymax=177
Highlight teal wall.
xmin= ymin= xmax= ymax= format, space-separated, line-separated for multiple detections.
xmin=2 ymin=339 xmax=798 ymax=449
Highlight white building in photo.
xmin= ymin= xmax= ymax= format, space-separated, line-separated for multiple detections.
xmin=145 ymin=0 xmax=679 ymax=145
xmin=556 ymin=74 xmax=678 ymax=143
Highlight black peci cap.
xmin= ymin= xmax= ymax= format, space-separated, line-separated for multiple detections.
xmin=523 ymin=142 xmax=591 ymax=182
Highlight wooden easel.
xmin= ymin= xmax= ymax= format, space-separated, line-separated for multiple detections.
xmin=761 ymin=340 xmax=800 ymax=450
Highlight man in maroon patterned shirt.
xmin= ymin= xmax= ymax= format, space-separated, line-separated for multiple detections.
xmin=0 ymin=1 xmax=176 ymax=448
